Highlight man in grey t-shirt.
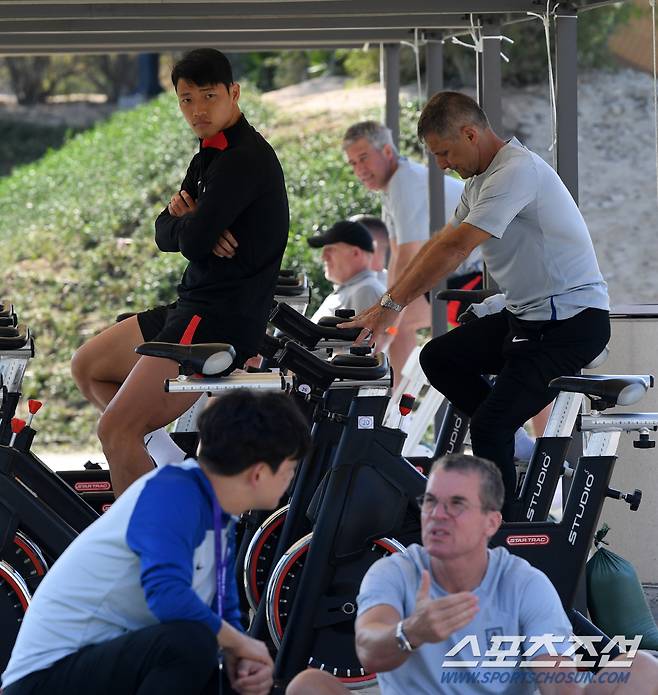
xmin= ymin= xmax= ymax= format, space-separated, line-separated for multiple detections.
xmin=340 ymin=92 xmax=610 ymax=518
xmin=286 ymin=455 xmax=657 ymax=695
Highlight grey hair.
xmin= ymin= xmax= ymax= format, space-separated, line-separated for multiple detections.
xmin=342 ymin=121 xmax=399 ymax=157
xmin=429 ymin=453 xmax=504 ymax=512
xmin=417 ymin=91 xmax=490 ymax=142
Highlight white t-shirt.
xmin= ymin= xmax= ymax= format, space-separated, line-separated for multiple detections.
xmin=381 ymin=157 xmax=482 ymax=276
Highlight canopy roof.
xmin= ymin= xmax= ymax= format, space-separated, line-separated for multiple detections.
xmin=0 ymin=0 xmax=622 ymax=55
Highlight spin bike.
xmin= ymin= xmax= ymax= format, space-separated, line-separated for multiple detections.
xmin=262 ymin=363 xmax=654 ymax=690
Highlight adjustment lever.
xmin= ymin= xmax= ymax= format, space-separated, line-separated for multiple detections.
xmin=606 ymin=487 xmax=642 ymax=511
xmin=633 ymin=429 xmax=655 ymax=448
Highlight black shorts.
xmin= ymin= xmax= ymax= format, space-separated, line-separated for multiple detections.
xmin=136 ymin=303 xmax=246 ymax=366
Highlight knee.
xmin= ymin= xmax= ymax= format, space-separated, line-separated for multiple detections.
xmin=71 ymin=343 xmax=93 ymax=388
xmin=419 ymin=338 xmax=452 ymax=385
xmin=97 ymin=406 xmax=142 ymax=452
xmin=286 ymin=669 xmax=347 ymax=695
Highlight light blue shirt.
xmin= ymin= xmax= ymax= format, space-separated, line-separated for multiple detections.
xmin=357 ymin=545 xmax=574 ymax=695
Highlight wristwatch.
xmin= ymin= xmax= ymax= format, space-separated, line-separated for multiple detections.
xmin=380 ymin=292 xmax=405 ymax=313
xmin=395 ymin=620 xmax=414 ymax=652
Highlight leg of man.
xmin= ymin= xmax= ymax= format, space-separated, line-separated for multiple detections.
xmin=3 ymin=621 xmax=219 ymax=695
xmin=419 ymin=311 xmax=509 ymax=416
xmin=286 ymin=669 xmax=350 ymax=695
xmin=420 ymin=309 xmax=609 ymax=517
xmin=71 ymin=316 xmax=145 ymax=411
xmin=389 ymin=295 xmax=431 ymax=381
xmin=97 ymin=355 xmax=201 ymax=495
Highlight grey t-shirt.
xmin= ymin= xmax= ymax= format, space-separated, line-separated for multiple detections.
xmin=357 ymin=545 xmax=574 ymax=695
xmin=382 ymin=157 xmax=482 ymax=277
xmin=311 ymin=270 xmax=385 ymax=323
xmin=451 ymin=137 xmax=609 ymax=320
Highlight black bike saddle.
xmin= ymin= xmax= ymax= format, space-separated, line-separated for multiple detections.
xmin=435 ymin=289 xmax=499 ymax=304
xmin=0 ymin=324 xmax=29 ymax=350
xmin=136 ymin=342 xmax=237 ymax=376
xmin=549 ymin=374 xmax=653 ymax=408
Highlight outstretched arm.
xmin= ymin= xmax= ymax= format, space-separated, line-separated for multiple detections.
xmin=339 ymin=222 xmax=491 ymax=346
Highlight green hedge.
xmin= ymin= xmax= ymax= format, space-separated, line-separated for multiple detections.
xmin=0 ymin=90 xmax=424 ymax=446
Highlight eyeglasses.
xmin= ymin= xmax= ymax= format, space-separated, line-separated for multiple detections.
xmin=415 ymin=493 xmax=482 ymax=518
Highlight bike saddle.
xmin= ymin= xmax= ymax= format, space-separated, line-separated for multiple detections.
xmin=0 ymin=325 xmax=29 ymax=350
xmin=274 ymin=283 xmax=307 ymax=297
xmin=136 ymin=342 xmax=237 ymax=376
xmin=270 ymin=302 xmax=361 ymax=349
xmin=549 ymin=374 xmax=653 ymax=408
xmin=435 ymin=289 xmax=499 ymax=304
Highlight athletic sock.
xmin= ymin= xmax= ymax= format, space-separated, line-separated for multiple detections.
xmin=514 ymin=427 xmax=536 ymax=461
xmin=144 ymin=427 xmax=186 ymax=467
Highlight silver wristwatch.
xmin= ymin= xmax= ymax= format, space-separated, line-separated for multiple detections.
xmin=380 ymin=292 xmax=404 ymax=313
xmin=395 ymin=620 xmax=414 ymax=652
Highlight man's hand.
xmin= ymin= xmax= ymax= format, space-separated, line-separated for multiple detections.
xmin=232 ymin=658 xmax=274 ymax=695
xmin=224 ymin=636 xmax=273 ymax=695
xmin=168 ymin=190 xmax=197 ymax=217
xmin=336 ymin=303 xmax=398 ymax=348
xmin=404 ymin=570 xmax=479 ymax=647
xmin=213 ymin=229 xmax=239 ymax=258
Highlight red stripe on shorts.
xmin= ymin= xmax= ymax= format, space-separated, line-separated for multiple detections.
xmin=179 ymin=315 xmax=202 ymax=345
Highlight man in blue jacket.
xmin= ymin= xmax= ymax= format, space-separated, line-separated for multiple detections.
xmin=2 ymin=389 xmax=310 ymax=695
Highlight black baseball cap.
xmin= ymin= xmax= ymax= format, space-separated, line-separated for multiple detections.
xmin=307 ymin=220 xmax=374 ymax=252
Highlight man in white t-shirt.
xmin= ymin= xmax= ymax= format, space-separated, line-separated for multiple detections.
xmin=342 ymin=121 xmax=482 ymax=376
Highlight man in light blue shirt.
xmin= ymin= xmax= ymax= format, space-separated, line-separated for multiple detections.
xmin=286 ymin=455 xmax=658 ymax=695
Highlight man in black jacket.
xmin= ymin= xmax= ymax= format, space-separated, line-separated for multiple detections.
xmin=71 ymin=49 xmax=289 ymax=495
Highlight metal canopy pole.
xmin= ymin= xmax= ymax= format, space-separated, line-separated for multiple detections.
xmin=384 ymin=42 xmax=401 ymax=148
xmin=479 ymin=21 xmax=503 ymax=134
xmin=478 ymin=20 xmax=502 ymax=289
xmin=426 ymin=36 xmax=447 ymax=339
xmin=555 ymin=4 xmax=579 ymax=203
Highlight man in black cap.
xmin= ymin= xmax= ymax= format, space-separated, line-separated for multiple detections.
xmin=308 ymin=220 xmax=386 ymax=323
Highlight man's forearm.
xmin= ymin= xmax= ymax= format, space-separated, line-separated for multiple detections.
xmin=389 ymin=233 xmax=467 ymax=308
xmin=355 ymin=622 xmax=411 ymax=673
xmin=218 ymin=620 xmax=247 ymax=650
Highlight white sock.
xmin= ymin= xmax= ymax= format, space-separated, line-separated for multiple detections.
xmin=144 ymin=427 xmax=186 ymax=467
xmin=514 ymin=427 xmax=536 ymax=461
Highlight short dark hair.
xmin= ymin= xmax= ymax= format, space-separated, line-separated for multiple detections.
xmin=429 ymin=453 xmax=504 ymax=512
xmin=171 ymin=48 xmax=234 ymax=90
xmin=350 ymin=215 xmax=389 ymax=245
xmin=197 ymin=390 xmax=310 ymax=476
xmin=417 ymin=91 xmax=489 ymax=142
